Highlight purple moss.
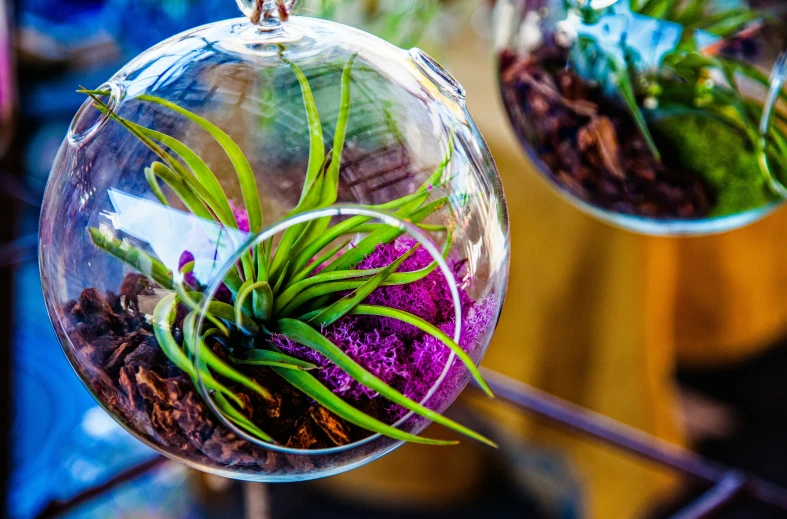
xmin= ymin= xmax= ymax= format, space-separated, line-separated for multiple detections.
xmin=178 ymin=250 xmax=198 ymax=289
xmin=273 ymin=237 xmax=497 ymax=421
xmin=230 ymin=201 xmax=250 ymax=233
xmin=178 ymin=248 xmax=231 ymax=303
xmin=395 ymin=293 xmax=497 ymax=420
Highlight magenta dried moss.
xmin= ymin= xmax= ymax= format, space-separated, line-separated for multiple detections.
xmin=273 ymin=237 xmax=496 ymax=419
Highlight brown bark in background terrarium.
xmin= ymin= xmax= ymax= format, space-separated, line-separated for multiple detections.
xmin=39 ymin=1 xmax=509 ymax=481
xmin=496 ymin=0 xmax=787 ymax=235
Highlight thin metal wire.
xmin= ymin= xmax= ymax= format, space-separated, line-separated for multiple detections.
xmin=671 ymin=473 xmax=747 ymax=519
xmin=28 ymin=371 xmax=787 ymax=518
xmin=34 ymin=456 xmax=168 ymax=519
xmin=476 ymin=367 xmax=787 ymax=513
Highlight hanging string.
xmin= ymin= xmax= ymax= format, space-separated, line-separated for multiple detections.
xmin=249 ymin=0 xmax=296 ymax=24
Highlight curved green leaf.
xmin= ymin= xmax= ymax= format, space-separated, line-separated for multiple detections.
xmin=308 ymin=245 xmax=418 ymax=327
xmin=269 ymin=355 xmax=457 ymax=446
xmin=269 ymin=153 xmax=333 ymax=283
xmin=279 ymin=260 xmax=439 ymax=317
xmin=252 ymin=281 xmax=274 ymax=322
xmin=230 ymin=349 xmax=319 ymax=370
xmin=147 ymin=162 xmax=214 ymax=221
xmin=152 ymin=294 xmax=195 ymax=376
xmin=324 ymin=196 xmax=451 ymax=273
xmin=213 ymin=391 xmax=275 ymax=442
xmin=287 ymin=59 xmax=325 ymax=197
xmin=134 ymin=93 xmax=262 ymax=234
xmin=144 ymin=165 xmax=168 ymax=206
xmin=235 ymin=280 xmax=273 ymax=325
xmin=176 ymin=280 xmax=229 ymax=336
xmin=183 ymin=312 xmax=275 ymax=404
xmin=275 ymin=264 xmax=383 ymax=313
xmin=291 ymin=238 xmax=351 ymax=283
xmin=349 ymin=223 xmax=447 ymax=233
xmin=88 ymin=228 xmax=174 ymax=290
xmin=287 ymin=191 xmax=431 ymax=282
xmin=186 ymin=291 xmax=260 ymax=336
xmin=322 ymin=54 xmax=357 ymax=206
xmin=280 ymin=230 xmax=452 ymax=316
xmin=276 ymin=318 xmax=496 ymax=447
xmin=129 ymin=122 xmax=235 ymax=226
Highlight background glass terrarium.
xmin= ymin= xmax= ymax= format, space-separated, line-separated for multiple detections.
xmin=495 ymin=0 xmax=787 ymax=235
xmin=38 ymin=8 xmax=509 ymax=481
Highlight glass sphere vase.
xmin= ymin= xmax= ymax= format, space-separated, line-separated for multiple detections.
xmin=39 ymin=12 xmax=509 ymax=481
xmin=496 ymin=0 xmax=787 ymax=235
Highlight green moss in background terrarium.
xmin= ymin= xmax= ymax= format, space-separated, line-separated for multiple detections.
xmin=651 ymin=113 xmax=781 ymax=217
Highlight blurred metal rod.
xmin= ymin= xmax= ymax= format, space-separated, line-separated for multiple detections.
xmin=476 ymin=367 xmax=787 ymax=512
xmin=243 ymin=482 xmax=272 ymax=519
xmin=35 ymin=455 xmax=168 ymax=519
xmin=32 ymin=368 xmax=787 ymax=518
xmin=671 ymin=472 xmax=746 ymax=519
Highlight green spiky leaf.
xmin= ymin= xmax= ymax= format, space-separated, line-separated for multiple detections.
xmin=183 ymin=312 xmax=275 ymax=404
xmin=230 ymin=349 xmax=319 ymax=370
xmin=88 ymin=228 xmax=173 ymax=290
xmin=308 ymin=244 xmax=418 ymax=327
xmin=276 ymin=318 xmax=497 ymax=447
xmin=270 ymin=360 xmax=456 ymax=445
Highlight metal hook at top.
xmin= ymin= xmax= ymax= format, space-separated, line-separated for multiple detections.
xmin=236 ymin=0 xmax=297 ymax=25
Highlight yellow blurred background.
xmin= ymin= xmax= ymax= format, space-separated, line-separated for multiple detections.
xmin=310 ymin=5 xmax=787 ymax=518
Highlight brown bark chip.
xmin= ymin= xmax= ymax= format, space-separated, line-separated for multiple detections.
xmin=286 ymin=420 xmax=320 ymax=450
xmin=203 ymin=428 xmax=258 ymax=466
xmin=64 ymin=279 xmax=391 ymax=471
xmin=578 ymin=116 xmax=624 ymax=179
xmin=172 ymin=391 xmax=214 ymax=446
xmin=72 ymin=288 xmax=123 ymax=333
xmin=310 ymin=406 xmax=352 ymax=446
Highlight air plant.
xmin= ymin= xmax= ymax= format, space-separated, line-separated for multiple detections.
xmin=79 ymin=53 xmax=496 ymax=448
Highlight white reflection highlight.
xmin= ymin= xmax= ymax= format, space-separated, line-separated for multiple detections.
xmin=104 ymin=188 xmax=249 ymax=284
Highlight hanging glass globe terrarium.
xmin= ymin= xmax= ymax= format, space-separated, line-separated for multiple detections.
xmin=39 ymin=0 xmax=509 ymax=481
xmin=496 ymin=0 xmax=787 ymax=235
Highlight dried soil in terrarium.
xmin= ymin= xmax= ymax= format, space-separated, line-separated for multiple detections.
xmin=500 ymin=40 xmax=713 ymax=219
xmin=67 ymin=285 xmax=356 ymax=470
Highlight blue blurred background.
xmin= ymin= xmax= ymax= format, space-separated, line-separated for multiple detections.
xmin=3 ymin=2 xmax=547 ymax=518
xmin=7 ymin=3 xmax=252 ymax=517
